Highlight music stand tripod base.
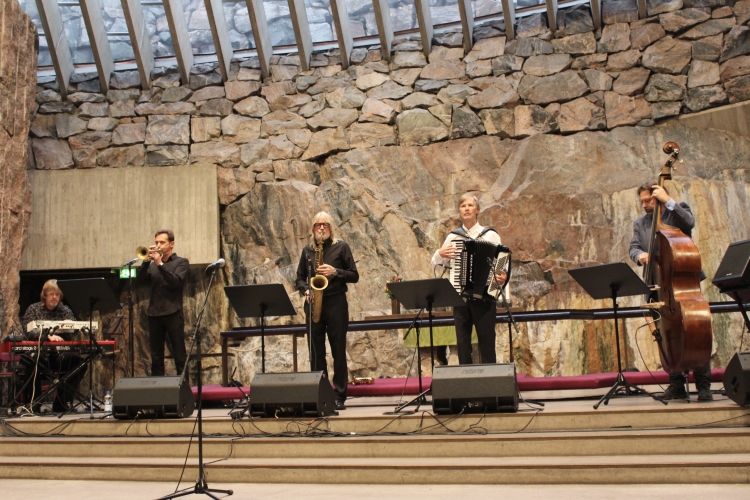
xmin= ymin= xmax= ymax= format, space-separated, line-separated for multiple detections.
xmin=567 ymin=263 xmax=667 ymax=409
xmin=384 ymin=279 xmax=466 ymax=415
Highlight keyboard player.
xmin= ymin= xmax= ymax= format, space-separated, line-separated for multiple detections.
xmin=19 ymin=279 xmax=87 ymax=413
xmin=431 ymin=193 xmax=507 ymax=365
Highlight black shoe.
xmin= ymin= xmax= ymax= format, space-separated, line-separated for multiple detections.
xmin=335 ymin=400 xmax=346 ymax=410
xmin=697 ymin=388 xmax=713 ymax=401
xmin=662 ymin=385 xmax=688 ymax=400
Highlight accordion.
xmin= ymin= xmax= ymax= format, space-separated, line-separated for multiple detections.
xmin=449 ymin=239 xmax=510 ymax=302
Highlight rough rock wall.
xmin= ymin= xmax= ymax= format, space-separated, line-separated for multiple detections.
xmin=0 ymin=0 xmax=35 ymax=333
xmin=221 ymin=122 xmax=750 ymax=384
xmin=18 ymin=0 xmax=750 ymax=385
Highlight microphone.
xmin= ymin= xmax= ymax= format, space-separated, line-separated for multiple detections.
xmin=205 ymin=258 xmax=226 ymax=273
xmin=122 ymin=258 xmax=139 ymax=267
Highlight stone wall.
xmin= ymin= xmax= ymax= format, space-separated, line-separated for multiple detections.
xmin=0 ymin=0 xmax=35 ymax=333
xmin=20 ymin=1 xmax=750 ymax=385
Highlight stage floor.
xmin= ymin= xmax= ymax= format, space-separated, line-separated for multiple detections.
xmin=0 ymin=479 xmax=748 ymax=500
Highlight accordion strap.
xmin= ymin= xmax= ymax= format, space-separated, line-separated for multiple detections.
xmin=450 ymin=227 xmax=498 ymax=239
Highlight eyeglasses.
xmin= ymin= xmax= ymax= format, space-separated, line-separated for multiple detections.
xmin=313 ymin=223 xmax=330 ymax=228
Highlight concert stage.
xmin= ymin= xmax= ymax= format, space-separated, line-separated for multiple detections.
xmin=1 ymin=383 xmax=749 ymax=487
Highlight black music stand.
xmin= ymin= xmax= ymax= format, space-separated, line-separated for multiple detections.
xmin=57 ymin=278 xmax=121 ymax=419
xmin=568 ymin=263 xmax=666 ymax=409
xmin=224 ymin=284 xmax=297 ymax=374
xmin=387 ymin=279 xmax=465 ymax=413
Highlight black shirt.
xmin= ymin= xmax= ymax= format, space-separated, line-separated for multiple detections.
xmin=295 ymin=239 xmax=359 ymax=297
xmin=137 ymin=252 xmax=189 ymax=317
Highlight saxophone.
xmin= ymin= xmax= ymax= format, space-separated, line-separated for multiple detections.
xmin=310 ymin=236 xmax=328 ymax=323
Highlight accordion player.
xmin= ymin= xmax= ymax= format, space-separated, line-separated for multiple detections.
xmin=431 ymin=193 xmax=509 ymax=365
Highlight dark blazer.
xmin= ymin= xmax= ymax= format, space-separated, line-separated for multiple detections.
xmin=629 ymin=201 xmax=696 ymax=268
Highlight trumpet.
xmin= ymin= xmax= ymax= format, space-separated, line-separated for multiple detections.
xmin=136 ymin=245 xmax=163 ymax=262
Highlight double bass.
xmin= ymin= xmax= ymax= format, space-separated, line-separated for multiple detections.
xmin=644 ymin=142 xmax=712 ymax=374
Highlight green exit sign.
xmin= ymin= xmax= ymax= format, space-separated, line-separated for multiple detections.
xmin=118 ymin=268 xmax=137 ymax=279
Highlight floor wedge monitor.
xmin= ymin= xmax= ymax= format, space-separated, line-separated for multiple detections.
xmin=249 ymin=371 xmax=336 ymax=418
xmin=432 ymin=363 xmax=519 ymax=414
xmin=112 ymin=376 xmax=195 ymax=419
xmin=723 ymin=352 xmax=750 ymax=407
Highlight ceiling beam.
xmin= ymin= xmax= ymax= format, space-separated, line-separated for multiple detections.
xmin=34 ymin=0 xmax=74 ymax=98
xmin=162 ymin=0 xmax=194 ymax=84
xmin=204 ymin=0 xmax=234 ymax=81
xmin=457 ymin=0 xmax=474 ymax=54
xmin=287 ymin=0 xmax=313 ymax=71
xmin=329 ymin=0 xmax=353 ymax=69
xmin=636 ymin=0 xmax=647 ymax=18
xmin=590 ymin=0 xmax=602 ymax=28
xmin=371 ymin=0 xmax=392 ymax=62
xmin=78 ymin=0 xmax=114 ymax=92
xmin=245 ymin=0 xmax=273 ymax=78
xmin=546 ymin=0 xmax=558 ymax=33
xmin=501 ymin=0 xmax=516 ymax=41
xmin=413 ymin=0 xmax=432 ymax=57
xmin=120 ymin=0 xmax=155 ymax=89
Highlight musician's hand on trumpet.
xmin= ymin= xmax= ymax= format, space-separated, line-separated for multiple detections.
xmin=149 ymin=245 xmax=164 ymax=266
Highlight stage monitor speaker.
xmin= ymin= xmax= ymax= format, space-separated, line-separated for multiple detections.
xmin=249 ymin=371 xmax=336 ymax=418
xmin=112 ymin=376 xmax=195 ymax=419
xmin=723 ymin=352 xmax=750 ymax=407
xmin=713 ymin=239 xmax=750 ymax=292
xmin=432 ymin=363 xmax=518 ymax=414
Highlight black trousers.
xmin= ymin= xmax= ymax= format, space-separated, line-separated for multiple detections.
xmin=307 ymin=292 xmax=349 ymax=402
xmin=669 ymin=363 xmax=712 ymax=390
xmin=148 ymin=310 xmax=187 ymax=378
xmin=22 ymin=353 xmax=87 ymax=408
xmin=454 ymin=299 xmax=497 ymax=365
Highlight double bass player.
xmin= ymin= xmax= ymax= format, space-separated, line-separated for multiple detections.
xmin=629 ymin=180 xmax=712 ymax=401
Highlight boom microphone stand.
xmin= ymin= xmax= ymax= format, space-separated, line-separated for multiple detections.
xmin=162 ymin=261 xmax=232 ymax=500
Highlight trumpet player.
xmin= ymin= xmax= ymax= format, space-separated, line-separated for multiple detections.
xmin=137 ymin=229 xmax=190 ymax=381
xmin=295 ymin=212 xmax=359 ymax=410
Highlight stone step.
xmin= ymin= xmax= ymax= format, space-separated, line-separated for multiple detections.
xmin=2 ymin=427 xmax=749 ymax=459
xmin=1 ymin=454 xmax=749 ymax=484
xmin=4 ymin=402 xmax=748 ymax=437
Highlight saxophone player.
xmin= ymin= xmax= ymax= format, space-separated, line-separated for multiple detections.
xmin=295 ymin=212 xmax=359 ymax=411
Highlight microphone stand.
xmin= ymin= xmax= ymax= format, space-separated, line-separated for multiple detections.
xmin=161 ymin=265 xmax=232 ymax=500
xmin=492 ymin=254 xmax=544 ymax=409
xmin=128 ymin=262 xmax=135 ymax=377
xmin=307 ymin=255 xmax=314 ymax=370
xmin=85 ymin=298 xmax=105 ymax=419
xmin=121 ymin=257 xmax=139 ymax=378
